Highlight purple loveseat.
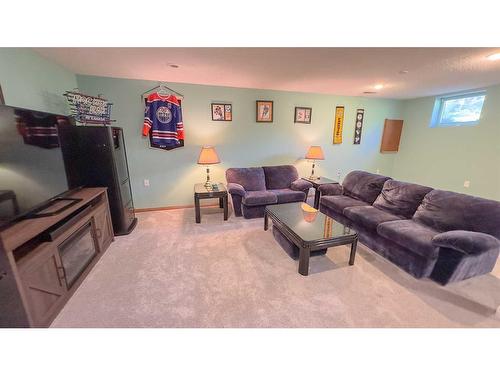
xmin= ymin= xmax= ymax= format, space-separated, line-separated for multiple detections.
xmin=319 ymin=170 xmax=500 ymax=285
xmin=226 ymin=165 xmax=312 ymax=219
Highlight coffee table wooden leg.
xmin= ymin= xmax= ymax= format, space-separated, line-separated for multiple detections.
xmin=195 ymin=195 xmax=201 ymax=224
xmin=349 ymin=238 xmax=358 ymax=265
xmin=219 ymin=197 xmax=223 ymax=208
xmin=299 ymin=247 xmax=310 ymax=276
xmin=264 ymin=212 xmax=268 ymax=231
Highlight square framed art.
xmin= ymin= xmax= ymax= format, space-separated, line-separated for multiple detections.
xmin=294 ymin=107 xmax=312 ymax=124
xmin=211 ymin=103 xmax=232 ymax=121
xmin=256 ymin=100 xmax=273 ymax=122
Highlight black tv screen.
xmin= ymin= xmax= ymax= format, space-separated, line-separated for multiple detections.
xmin=0 ymin=104 xmax=73 ymax=228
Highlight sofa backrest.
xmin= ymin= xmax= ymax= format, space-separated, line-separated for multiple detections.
xmin=226 ymin=167 xmax=267 ymax=191
xmin=262 ymin=165 xmax=298 ymax=190
xmin=413 ymin=189 xmax=500 ymax=239
xmin=373 ymin=180 xmax=433 ymax=219
xmin=342 ymin=170 xmax=392 ymax=204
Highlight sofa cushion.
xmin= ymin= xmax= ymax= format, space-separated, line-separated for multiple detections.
xmin=343 ymin=206 xmax=403 ymax=231
xmin=413 ymin=189 xmax=500 ymax=239
xmin=242 ymin=190 xmax=277 ymax=206
xmin=269 ymin=189 xmax=305 ymax=204
xmin=320 ymin=195 xmax=370 ymax=214
xmin=377 ymin=220 xmax=440 ymax=259
xmin=342 ymin=170 xmax=392 ymax=204
xmin=373 ymin=180 xmax=433 ymax=218
xmin=263 ymin=165 xmax=299 ymax=190
xmin=226 ymin=167 xmax=266 ymax=191
xmin=318 ymin=183 xmax=343 ymax=196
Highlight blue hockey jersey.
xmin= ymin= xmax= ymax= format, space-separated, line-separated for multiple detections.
xmin=142 ymin=93 xmax=184 ymax=148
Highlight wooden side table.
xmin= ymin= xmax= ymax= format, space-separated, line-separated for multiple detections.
xmin=301 ymin=177 xmax=339 ymax=209
xmin=194 ymin=183 xmax=228 ymax=224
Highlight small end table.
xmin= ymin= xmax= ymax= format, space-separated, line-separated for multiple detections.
xmin=194 ymin=183 xmax=228 ymax=224
xmin=302 ymin=177 xmax=339 ymax=209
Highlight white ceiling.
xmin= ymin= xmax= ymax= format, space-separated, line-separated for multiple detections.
xmin=34 ymin=48 xmax=500 ymax=99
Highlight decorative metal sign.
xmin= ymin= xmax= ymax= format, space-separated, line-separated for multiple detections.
xmin=353 ymin=109 xmax=365 ymax=145
xmin=64 ymin=91 xmax=114 ymax=125
xmin=333 ymin=106 xmax=345 ymax=144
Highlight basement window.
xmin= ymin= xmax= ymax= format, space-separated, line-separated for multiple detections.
xmin=430 ymin=91 xmax=486 ymax=127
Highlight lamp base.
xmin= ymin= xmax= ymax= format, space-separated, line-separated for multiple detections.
xmin=204 ymin=167 xmax=211 ymax=189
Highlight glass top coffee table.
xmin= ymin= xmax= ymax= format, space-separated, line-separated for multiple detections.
xmin=264 ymin=202 xmax=358 ymax=276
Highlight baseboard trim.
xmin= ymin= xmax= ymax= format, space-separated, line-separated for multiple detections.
xmin=134 ymin=203 xmax=221 ymax=213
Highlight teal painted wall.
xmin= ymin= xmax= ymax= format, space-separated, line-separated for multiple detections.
xmin=0 ymin=48 xmax=78 ymax=217
xmin=0 ymin=48 xmax=77 ymax=114
xmin=392 ymin=84 xmax=500 ymax=201
xmin=2 ymin=48 xmax=498 ymax=207
xmin=77 ymin=75 xmax=403 ymax=209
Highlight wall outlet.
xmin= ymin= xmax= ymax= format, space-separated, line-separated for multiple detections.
xmin=376 ymin=169 xmax=380 ymax=174
xmin=463 ymin=180 xmax=470 ymax=188
xmin=144 ymin=179 xmax=150 ymax=187
xmin=336 ymin=171 xmax=341 ymax=181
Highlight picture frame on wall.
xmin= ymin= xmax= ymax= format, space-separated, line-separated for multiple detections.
xmin=353 ymin=109 xmax=365 ymax=144
xmin=256 ymin=100 xmax=273 ymax=122
xmin=294 ymin=107 xmax=312 ymax=124
xmin=211 ymin=103 xmax=232 ymax=121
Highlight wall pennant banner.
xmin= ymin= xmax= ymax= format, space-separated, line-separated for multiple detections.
xmin=353 ymin=109 xmax=365 ymax=145
xmin=333 ymin=106 xmax=345 ymax=144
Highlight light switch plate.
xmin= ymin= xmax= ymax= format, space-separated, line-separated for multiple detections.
xmin=144 ymin=179 xmax=150 ymax=187
xmin=463 ymin=180 xmax=470 ymax=188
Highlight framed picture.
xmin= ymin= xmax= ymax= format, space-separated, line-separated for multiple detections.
xmin=294 ymin=107 xmax=312 ymax=124
xmin=353 ymin=109 xmax=365 ymax=144
xmin=333 ymin=106 xmax=345 ymax=144
xmin=211 ymin=103 xmax=232 ymax=121
xmin=256 ymin=100 xmax=273 ymax=122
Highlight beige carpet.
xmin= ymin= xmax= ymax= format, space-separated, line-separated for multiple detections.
xmin=52 ymin=204 xmax=500 ymax=328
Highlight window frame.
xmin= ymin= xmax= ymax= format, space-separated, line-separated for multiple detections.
xmin=430 ymin=90 xmax=486 ymax=128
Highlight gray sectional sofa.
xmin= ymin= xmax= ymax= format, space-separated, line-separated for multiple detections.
xmin=319 ymin=170 xmax=500 ymax=284
xmin=226 ymin=165 xmax=312 ymax=219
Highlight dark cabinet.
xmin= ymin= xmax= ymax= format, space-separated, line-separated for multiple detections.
xmin=58 ymin=125 xmax=137 ymax=235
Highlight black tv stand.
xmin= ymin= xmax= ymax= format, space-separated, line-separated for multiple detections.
xmin=25 ymin=197 xmax=82 ymax=219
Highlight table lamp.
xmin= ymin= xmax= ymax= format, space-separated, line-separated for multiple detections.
xmin=305 ymin=146 xmax=324 ymax=180
xmin=197 ymin=145 xmax=220 ymax=188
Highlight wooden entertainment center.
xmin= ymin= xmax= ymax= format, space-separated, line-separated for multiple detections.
xmin=0 ymin=187 xmax=113 ymax=327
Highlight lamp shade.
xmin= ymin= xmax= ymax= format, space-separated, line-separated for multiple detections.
xmin=197 ymin=146 xmax=220 ymax=165
xmin=305 ymin=146 xmax=325 ymax=160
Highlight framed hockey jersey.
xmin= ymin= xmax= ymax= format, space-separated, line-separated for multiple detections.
xmin=142 ymin=93 xmax=184 ymax=150
xmin=15 ymin=109 xmax=66 ymax=149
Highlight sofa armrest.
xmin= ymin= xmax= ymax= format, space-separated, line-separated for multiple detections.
xmin=227 ymin=182 xmax=246 ymax=197
xmin=432 ymin=230 xmax=500 ymax=255
xmin=290 ymin=179 xmax=312 ymax=191
xmin=318 ymin=183 xmax=342 ymax=196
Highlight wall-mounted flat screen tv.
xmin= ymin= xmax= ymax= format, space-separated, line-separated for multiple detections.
xmin=0 ymin=104 xmax=78 ymax=229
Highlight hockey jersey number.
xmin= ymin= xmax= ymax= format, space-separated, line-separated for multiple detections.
xmin=142 ymin=93 xmax=184 ymax=148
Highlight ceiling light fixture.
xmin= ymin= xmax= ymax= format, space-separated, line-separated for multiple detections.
xmin=399 ymin=70 xmax=409 ymax=74
xmin=486 ymin=53 xmax=500 ymax=61
xmin=363 ymin=91 xmax=376 ymax=94
xmin=166 ymin=63 xmax=180 ymax=68
xmin=374 ymin=84 xmax=384 ymax=90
